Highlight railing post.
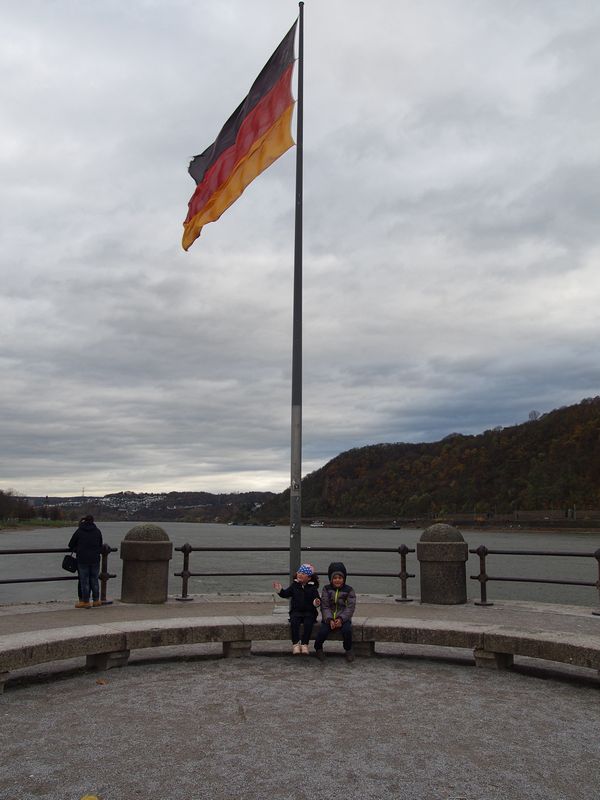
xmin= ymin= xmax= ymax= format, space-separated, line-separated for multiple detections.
xmin=394 ymin=543 xmax=413 ymax=602
xmin=176 ymin=543 xmax=194 ymax=601
xmin=472 ymin=545 xmax=493 ymax=606
xmin=99 ymin=544 xmax=116 ymax=605
xmin=120 ymin=524 xmax=172 ymax=604
xmin=417 ymin=524 xmax=468 ymax=604
xmin=592 ymin=549 xmax=600 ymax=617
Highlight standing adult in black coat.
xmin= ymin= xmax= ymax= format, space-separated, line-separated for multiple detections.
xmin=68 ymin=515 xmax=103 ymax=608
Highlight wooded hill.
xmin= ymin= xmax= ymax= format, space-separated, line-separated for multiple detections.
xmin=257 ymin=397 xmax=600 ymax=521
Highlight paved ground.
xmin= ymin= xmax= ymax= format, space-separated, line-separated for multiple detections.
xmin=1 ymin=596 xmax=599 ymax=800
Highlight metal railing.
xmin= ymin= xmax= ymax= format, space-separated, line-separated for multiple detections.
xmin=174 ymin=543 xmax=415 ymax=602
xmin=0 ymin=544 xmax=117 ymax=604
xmin=469 ymin=545 xmax=600 ymax=614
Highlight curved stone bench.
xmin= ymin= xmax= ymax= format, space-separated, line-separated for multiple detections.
xmin=1 ymin=615 xmax=599 ymax=691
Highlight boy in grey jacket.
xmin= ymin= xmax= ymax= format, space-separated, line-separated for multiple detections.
xmin=314 ymin=561 xmax=356 ymax=662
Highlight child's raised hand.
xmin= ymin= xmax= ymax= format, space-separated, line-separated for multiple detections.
xmin=272 ymin=581 xmax=283 ymax=592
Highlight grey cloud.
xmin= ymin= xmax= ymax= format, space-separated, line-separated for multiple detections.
xmin=1 ymin=1 xmax=599 ymax=496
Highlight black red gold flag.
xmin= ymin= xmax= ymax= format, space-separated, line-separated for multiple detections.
xmin=182 ymin=22 xmax=297 ymax=250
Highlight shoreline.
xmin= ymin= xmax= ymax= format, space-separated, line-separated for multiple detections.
xmin=2 ymin=521 xmax=600 ymax=535
xmin=0 ymin=521 xmax=77 ymax=533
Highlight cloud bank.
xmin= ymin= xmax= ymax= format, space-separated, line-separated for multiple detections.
xmin=1 ymin=0 xmax=599 ymax=495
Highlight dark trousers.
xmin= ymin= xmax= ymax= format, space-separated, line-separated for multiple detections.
xmin=289 ymin=612 xmax=316 ymax=644
xmin=77 ymin=563 xmax=100 ymax=602
xmin=314 ymin=619 xmax=353 ymax=651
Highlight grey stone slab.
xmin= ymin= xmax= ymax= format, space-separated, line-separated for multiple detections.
xmin=414 ymin=625 xmax=485 ymax=649
xmin=238 ymin=616 xmax=367 ymax=642
xmin=348 ymin=616 xmax=366 ymax=641
xmin=362 ymin=616 xmax=485 ymax=649
xmin=101 ymin=617 xmax=245 ymax=649
xmin=0 ymin=625 xmax=127 ymax=670
xmin=238 ymin=616 xmax=290 ymax=641
xmin=483 ymin=629 xmax=600 ymax=669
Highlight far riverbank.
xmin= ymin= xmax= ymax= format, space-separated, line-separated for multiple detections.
xmin=0 ymin=519 xmax=77 ymax=533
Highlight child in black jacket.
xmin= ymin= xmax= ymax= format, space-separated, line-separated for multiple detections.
xmin=273 ymin=564 xmax=321 ymax=654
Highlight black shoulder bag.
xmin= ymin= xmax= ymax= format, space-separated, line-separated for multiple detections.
xmin=62 ymin=553 xmax=78 ymax=573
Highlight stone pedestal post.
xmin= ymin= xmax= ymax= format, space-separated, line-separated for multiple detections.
xmin=417 ymin=523 xmax=468 ymax=604
xmin=120 ymin=524 xmax=173 ymax=604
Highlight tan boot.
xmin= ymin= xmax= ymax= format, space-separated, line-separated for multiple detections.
xmin=92 ymin=600 xmax=102 ymax=607
xmin=300 ymin=644 xmax=309 ymax=655
xmin=75 ymin=601 xmax=91 ymax=609
xmin=292 ymin=643 xmax=301 ymax=655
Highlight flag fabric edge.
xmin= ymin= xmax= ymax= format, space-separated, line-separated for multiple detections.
xmin=182 ymin=21 xmax=298 ymax=250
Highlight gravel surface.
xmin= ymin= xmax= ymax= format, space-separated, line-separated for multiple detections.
xmin=1 ymin=649 xmax=599 ymax=800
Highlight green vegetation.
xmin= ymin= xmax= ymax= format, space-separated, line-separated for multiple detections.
xmin=0 ymin=489 xmax=37 ymax=525
xmin=259 ymin=397 xmax=600 ymax=521
xmin=0 ymin=489 xmax=76 ymax=529
xmin=0 ymin=518 xmax=76 ymax=532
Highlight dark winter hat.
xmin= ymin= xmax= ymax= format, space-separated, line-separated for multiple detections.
xmin=327 ymin=561 xmax=347 ymax=581
xmin=83 ymin=515 xmax=94 ymax=523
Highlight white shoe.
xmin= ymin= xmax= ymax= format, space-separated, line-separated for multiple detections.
xmin=292 ymin=643 xmax=301 ymax=655
xmin=300 ymin=644 xmax=309 ymax=655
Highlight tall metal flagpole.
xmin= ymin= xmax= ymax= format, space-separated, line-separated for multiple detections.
xmin=289 ymin=1 xmax=304 ymax=576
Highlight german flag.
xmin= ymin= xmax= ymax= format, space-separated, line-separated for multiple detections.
xmin=182 ymin=22 xmax=297 ymax=250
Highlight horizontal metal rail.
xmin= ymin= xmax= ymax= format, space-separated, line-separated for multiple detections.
xmin=471 ymin=548 xmax=598 ymax=557
xmin=469 ymin=545 xmax=600 ymax=612
xmin=1 ymin=576 xmax=80 ymax=584
xmin=174 ymin=542 xmax=415 ymax=602
xmin=0 ymin=547 xmax=77 ymax=555
xmin=483 ymin=576 xmax=596 ymax=587
xmin=175 ymin=546 xmax=409 ymax=553
xmin=0 ymin=545 xmax=117 ymax=604
xmin=180 ymin=571 xmax=409 ymax=578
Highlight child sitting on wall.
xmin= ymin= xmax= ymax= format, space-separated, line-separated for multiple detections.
xmin=314 ymin=561 xmax=356 ymax=662
xmin=273 ymin=563 xmax=321 ymax=654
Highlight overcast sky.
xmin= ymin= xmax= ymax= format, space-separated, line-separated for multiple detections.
xmin=2 ymin=0 xmax=599 ymax=497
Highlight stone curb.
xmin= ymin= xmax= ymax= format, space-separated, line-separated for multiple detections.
xmin=2 ymin=612 xmax=599 ymax=691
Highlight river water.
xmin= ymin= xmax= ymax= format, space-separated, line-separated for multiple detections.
xmin=1 ymin=522 xmax=599 ymax=607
